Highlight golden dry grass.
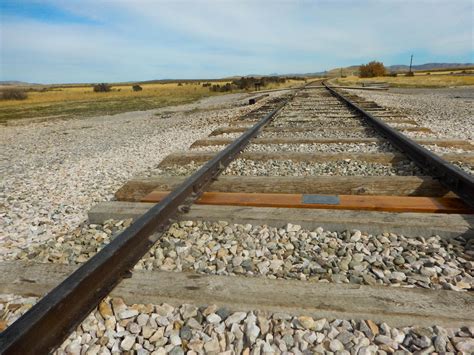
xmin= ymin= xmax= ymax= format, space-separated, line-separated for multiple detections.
xmin=0 ymin=80 xmax=301 ymax=123
xmin=333 ymin=75 xmax=474 ymax=88
xmin=0 ymin=82 xmax=223 ymax=107
xmin=413 ymin=70 xmax=473 ymax=76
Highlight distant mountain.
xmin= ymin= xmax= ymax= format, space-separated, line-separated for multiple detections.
xmin=4 ymin=63 xmax=473 ymax=86
xmin=387 ymin=63 xmax=474 ymax=72
xmin=0 ymin=80 xmax=45 ymax=87
xmin=0 ymin=80 xmax=39 ymax=86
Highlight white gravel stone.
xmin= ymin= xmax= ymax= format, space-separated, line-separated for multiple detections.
xmin=225 ymin=312 xmax=247 ymax=326
xmin=206 ymin=313 xmax=222 ymax=324
xmin=329 ymin=338 xmax=344 ymax=351
xmin=118 ymin=309 xmax=138 ymax=320
xmin=120 ymin=335 xmax=135 ymax=351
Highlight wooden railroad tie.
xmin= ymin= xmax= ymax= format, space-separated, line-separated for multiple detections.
xmin=2 ymin=261 xmax=472 ymax=328
xmin=141 ymin=191 xmax=473 ymax=214
xmin=209 ymin=126 xmax=433 ymax=135
xmin=115 ymin=175 xmax=457 ymax=202
xmin=191 ymin=137 xmax=474 ymax=150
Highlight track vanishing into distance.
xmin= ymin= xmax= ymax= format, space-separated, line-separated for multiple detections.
xmin=1 ymin=81 xmax=474 ymax=353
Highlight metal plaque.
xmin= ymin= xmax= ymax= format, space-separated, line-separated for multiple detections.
xmin=302 ymin=194 xmax=340 ymax=205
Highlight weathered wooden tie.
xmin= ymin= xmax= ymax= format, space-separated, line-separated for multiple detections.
xmin=115 ymin=175 xmax=454 ymax=202
xmin=1 ymin=261 xmax=472 ymax=328
xmin=209 ymin=126 xmax=433 ymax=136
xmin=191 ymin=137 xmax=474 ymax=150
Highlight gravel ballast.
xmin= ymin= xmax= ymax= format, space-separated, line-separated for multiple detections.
xmin=10 ymin=220 xmax=473 ymax=292
xmin=191 ymin=142 xmax=396 ymax=153
xmin=246 ymin=142 xmax=395 ymax=153
xmin=155 ymin=158 xmax=424 ymax=177
xmin=270 ymin=120 xmax=367 ymax=128
xmin=1 ymin=294 xmax=473 ymax=354
xmin=257 ymin=129 xmax=378 ymax=139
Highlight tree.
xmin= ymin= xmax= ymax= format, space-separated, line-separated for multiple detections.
xmin=93 ymin=83 xmax=111 ymax=92
xmin=359 ymin=61 xmax=386 ymax=78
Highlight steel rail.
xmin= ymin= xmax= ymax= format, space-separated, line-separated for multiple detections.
xmin=0 ymin=96 xmax=293 ymax=354
xmin=323 ymin=82 xmax=474 ymax=209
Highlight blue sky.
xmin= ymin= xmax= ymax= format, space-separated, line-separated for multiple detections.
xmin=1 ymin=0 xmax=473 ymax=83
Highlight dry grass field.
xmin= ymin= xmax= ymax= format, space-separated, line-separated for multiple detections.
xmin=411 ymin=67 xmax=474 ymax=75
xmin=0 ymin=80 xmax=301 ymax=123
xmin=333 ymin=74 xmax=474 ymax=88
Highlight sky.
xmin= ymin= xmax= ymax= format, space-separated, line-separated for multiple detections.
xmin=1 ymin=0 xmax=473 ymax=83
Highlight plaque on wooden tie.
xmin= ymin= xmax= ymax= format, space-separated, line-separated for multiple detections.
xmin=302 ymin=194 xmax=340 ymax=205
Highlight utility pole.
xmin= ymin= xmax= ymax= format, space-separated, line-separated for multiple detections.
xmin=409 ymin=54 xmax=413 ymax=74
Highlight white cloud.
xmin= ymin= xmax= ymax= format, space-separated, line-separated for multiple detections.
xmin=1 ymin=0 xmax=472 ymax=82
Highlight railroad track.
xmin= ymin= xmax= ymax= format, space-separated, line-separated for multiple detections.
xmin=1 ymin=82 xmax=473 ymax=354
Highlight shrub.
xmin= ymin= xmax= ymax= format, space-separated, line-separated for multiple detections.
xmin=232 ymin=76 xmax=285 ymax=90
xmin=1 ymin=88 xmax=28 ymax=100
xmin=359 ymin=61 xmax=386 ymax=78
xmin=426 ymin=72 xmax=431 ymax=75
xmin=209 ymin=84 xmax=221 ymax=92
xmin=208 ymin=76 xmax=287 ymax=93
xmin=406 ymin=72 xmax=415 ymax=77
xmin=132 ymin=85 xmax=143 ymax=91
xmin=177 ymin=82 xmax=183 ymax=86
xmin=93 ymin=83 xmax=111 ymax=92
